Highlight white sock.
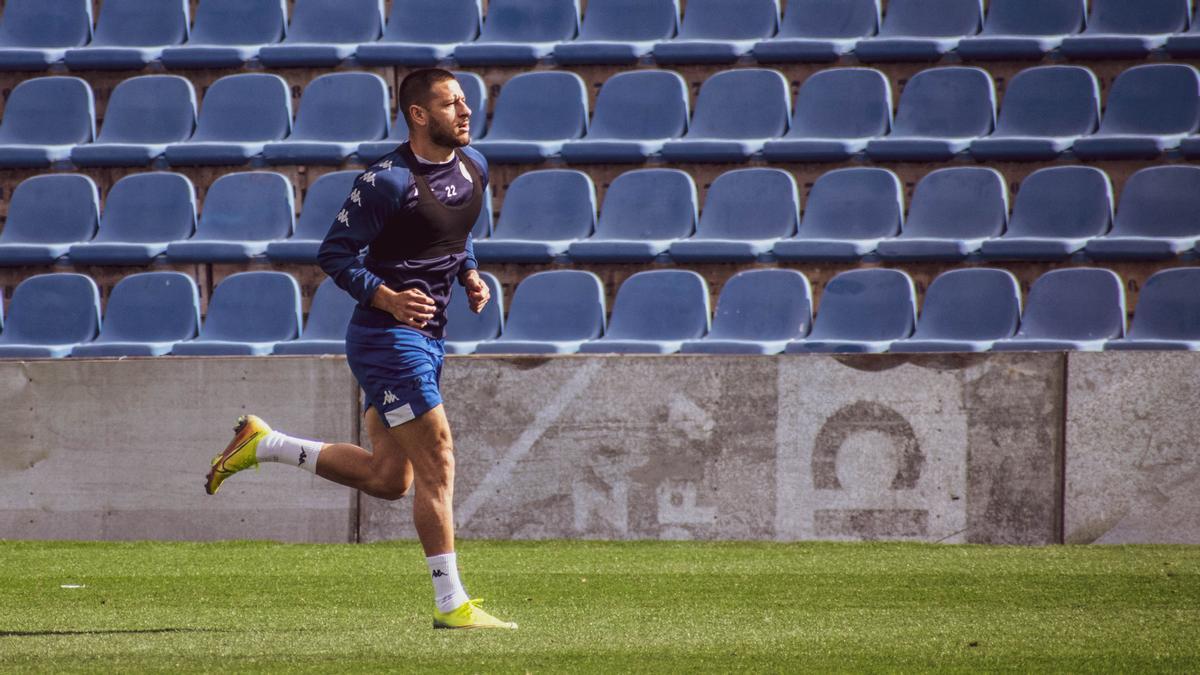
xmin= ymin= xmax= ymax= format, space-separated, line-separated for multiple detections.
xmin=257 ymin=431 xmax=322 ymax=475
xmin=426 ymin=552 xmax=470 ymax=613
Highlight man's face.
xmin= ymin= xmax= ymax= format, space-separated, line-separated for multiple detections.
xmin=415 ymin=79 xmax=472 ymax=148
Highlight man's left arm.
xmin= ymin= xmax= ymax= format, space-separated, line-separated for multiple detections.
xmin=457 ymin=235 xmax=489 ymax=313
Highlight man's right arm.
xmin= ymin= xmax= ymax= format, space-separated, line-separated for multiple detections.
xmin=317 ymin=175 xmax=392 ymax=307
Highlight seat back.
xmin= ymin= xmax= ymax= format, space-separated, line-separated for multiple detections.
xmin=0 ymin=76 xmax=94 ymax=145
xmin=95 ymin=75 xmax=196 ymax=144
xmin=696 ymin=168 xmax=798 ymax=240
xmin=586 ymin=71 xmax=688 ymax=141
xmin=787 ymin=68 xmax=891 ymax=139
xmin=1126 ymin=269 xmax=1200 ymax=341
xmin=502 ymin=271 xmax=605 ymax=341
xmin=797 ymin=167 xmax=902 ymax=240
xmin=98 ymin=272 xmax=199 ymax=343
xmin=478 ymin=0 xmax=580 ymax=42
xmin=708 ymin=269 xmax=812 ymax=341
xmin=492 ymin=170 xmax=595 ymax=240
xmin=979 ymin=0 xmax=1085 ymax=36
xmin=877 ymin=0 xmax=982 ymax=38
xmin=676 ymin=0 xmax=778 ymax=40
xmin=1084 ymin=0 xmax=1190 ymax=35
xmin=388 ymin=71 xmax=487 ymax=141
xmin=383 ymin=0 xmax=480 ymax=43
xmin=1006 ymin=166 xmax=1112 ymax=238
xmin=445 ymin=271 xmax=504 ymax=342
xmin=911 ymin=269 xmax=1021 ymax=341
xmin=90 ymin=0 xmax=188 ymax=47
xmin=200 ymin=271 xmax=301 ymax=342
xmin=292 ymin=73 xmax=389 ymax=142
xmin=0 ymin=0 xmax=92 ymax=48
xmin=1016 ymin=269 xmax=1125 ymax=341
xmin=1097 ymin=64 xmax=1200 ymax=136
xmin=0 ymin=273 xmax=99 ymax=346
xmin=0 ymin=174 xmax=98 ymax=245
xmin=994 ymin=66 xmax=1098 ymax=138
xmin=195 ymin=172 xmax=294 ymax=241
xmin=95 ymin=173 xmax=196 ymax=244
xmin=1111 ymin=166 xmax=1200 ymax=237
xmin=284 ymin=0 xmax=383 ymax=43
xmin=687 ymin=69 xmax=790 ymax=140
xmin=606 ymin=270 xmax=710 ymax=340
xmin=778 ymin=0 xmax=878 ymax=38
xmin=191 ymin=74 xmax=292 ymax=143
xmin=577 ymin=0 xmax=678 ymax=41
xmin=903 ymin=167 xmax=1007 ymax=239
xmin=890 ymin=67 xmax=995 ymax=138
xmin=293 ymin=171 xmax=358 ymax=239
xmin=300 ymin=278 xmax=357 ymax=341
xmin=188 ymin=0 xmax=286 ymax=45
xmin=808 ymin=269 xmax=916 ymax=341
xmin=485 ymin=71 xmax=588 ymax=141
xmin=593 ymin=169 xmax=696 ymax=241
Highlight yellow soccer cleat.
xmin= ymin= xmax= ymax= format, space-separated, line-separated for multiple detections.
xmin=433 ymin=599 xmax=518 ymax=630
xmin=205 ymin=415 xmax=272 ymax=495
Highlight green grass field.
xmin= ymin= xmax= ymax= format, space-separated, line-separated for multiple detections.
xmin=0 ymin=540 xmax=1196 ymax=673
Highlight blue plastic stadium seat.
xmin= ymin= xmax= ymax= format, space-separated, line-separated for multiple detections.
xmin=1072 ymin=65 xmax=1200 ymax=160
xmin=553 ymin=0 xmax=679 ymax=64
xmin=443 ymin=272 xmax=504 ymax=354
xmin=773 ymin=168 xmax=902 ymax=262
xmin=981 ymin=166 xmax=1113 ymax=261
xmin=63 ymin=0 xmax=188 ymax=70
xmin=475 ymin=271 xmax=605 ymax=354
xmin=262 ymin=73 xmax=390 ymax=165
xmin=785 ymin=269 xmax=916 ymax=354
xmin=560 ymin=70 xmax=688 ymax=163
xmin=0 ymin=0 xmax=93 ymax=70
xmin=164 ymin=74 xmax=292 ymax=166
xmin=753 ymin=0 xmax=879 ymax=62
xmin=876 ymin=167 xmax=1006 ymax=261
xmin=669 ymin=168 xmax=798 ymax=263
xmin=0 ymin=273 xmax=99 ymax=358
xmin=956 ymin=0 xmax=1086 ymax=60
xmin=272 ymin=278 xmax=358 ymax=356
xmin=890 ymin=269 xmax=1021 ymax=353
xmin=172 ymin=272 xmax=302 ymax=356
xmin=0 ymin=76 xmax=94 ymax=167
xmin=266 ymin=171 xmax=358 ymax=263
xmin=1106 ymin=269 xmax=1200 ymax=351
xmin=70 ymin=272 xmax=200 ymax=357
xmin=762 ymin=68 xmax=891 ymax=162
xmin=568 ymin=169 xmax=696 ymax=262
xmin=681 ymin=270 xmax=812 ymax=355
xmin=473 ymin=72 xmax=587 ymax=163
xmin=161 ymin=0 xmax=286 ymax=68
xmin=652 ymin=0 xmax=778 ymax=64
xmin=660 ymin=69 xmax=790 ymax=163
xmin=866 ymin=67 xmax=995 ymax=161
xmin=969 ymin=66 xmax=1099 ymax=161
xmin=70 ymin=75 xmax=196 ymax=167
xmin=1060 ymin=0 xmax=1190 ymax=59
xmin=1166 ymin=6 xmax=1200 ymax=56
xmin=166 ymin=172 xmax=294 ymax=263
xmin=359 ymin=71 xmax=486 ymax=162
xmin=0 ymin=175 xmax=98 ymax=266
xmin=67 ymin=173 xmax=196 ymax=265
xmin=854 ymin=0 xmax=982 ymax=62
xmin=474 ymin=170 xmax=594 ymax=263
xmin=1084 ymin=166 xmax=1200 ymax=261
xmin=356 ymin=0 xmax=480 ymax=66
xmin=258 ymin=0 xmax=383 ymax=67
xmin=992 ymin=269 xmax=1125 ymax=352
xmin=453 ymin=0 xmax=580 ymax=65
xmin=579 ymin=270 xmax=710 ymax=354
xmin=1184 ymin=136 xmax=1200 ymax=158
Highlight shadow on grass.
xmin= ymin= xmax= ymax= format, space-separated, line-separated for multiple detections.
xmin=0 ymin=628 xmax=228 ymax=638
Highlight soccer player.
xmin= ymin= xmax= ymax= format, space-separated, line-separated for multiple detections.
xmin=203 ymin=69 xmax=516 ymax=630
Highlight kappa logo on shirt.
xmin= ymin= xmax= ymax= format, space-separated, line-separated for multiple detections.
xmin=336 ymin=208 xmax=350 ymax=227
xmin=382 ymin=390 xmax=399 ymax=405
xmin=360 ymin=171 xmax=377 ymax=187
xmin=379 ymin=159 xmax=393 ymax=170
xmin=350 ymin=188 xmax=362 ymax=207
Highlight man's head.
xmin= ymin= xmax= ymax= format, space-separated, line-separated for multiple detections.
xmin=398 ymin=68 xmax=472 ymax=149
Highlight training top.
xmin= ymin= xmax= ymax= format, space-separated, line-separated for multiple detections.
xmin=317 ymin=142 xmax=488 ymax=339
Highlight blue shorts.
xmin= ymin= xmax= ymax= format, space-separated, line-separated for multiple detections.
xmin=345 ymin=323 xmax=445 ymax=428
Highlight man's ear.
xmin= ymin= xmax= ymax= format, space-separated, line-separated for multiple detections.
xmin=408 ymin=104 xmax=426 ymax=128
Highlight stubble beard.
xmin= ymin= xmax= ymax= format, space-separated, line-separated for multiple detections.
xmin=430 ymin=117 xmax=470 ymax=149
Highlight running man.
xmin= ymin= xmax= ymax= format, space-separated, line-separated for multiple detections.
xmin=203 ymin=69 xmax=515 ymax=630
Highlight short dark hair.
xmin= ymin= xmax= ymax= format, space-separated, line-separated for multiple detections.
xmin=398 ymin=68 xmax=458 ymax=127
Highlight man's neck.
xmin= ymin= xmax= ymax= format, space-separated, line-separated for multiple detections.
xmin=408 ymin=136 xmax=455 ymax=164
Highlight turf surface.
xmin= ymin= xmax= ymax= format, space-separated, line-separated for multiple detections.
xmin=0 ymin=540 xmax=1196 ymax=672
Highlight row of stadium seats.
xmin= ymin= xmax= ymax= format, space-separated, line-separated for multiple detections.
xmin=5 ymin=0 xmax=1200 ymax=72
xmin=3 ymin=264 xmax=1200 ymax=359
xmin=5 ymin=163 xmax=1198 ymax=267
xmin=5 ymin=63 xmax=1200 ymax=169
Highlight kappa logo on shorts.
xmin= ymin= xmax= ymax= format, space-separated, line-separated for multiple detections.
xmin=382 ymin=390 xmax=399 ymax=405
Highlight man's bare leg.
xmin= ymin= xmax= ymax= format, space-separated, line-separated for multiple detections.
xmin=314 ymin=407 xmax=414 ymax=501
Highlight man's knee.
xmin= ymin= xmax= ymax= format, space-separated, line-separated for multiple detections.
xmin=366 ymin=472 xmax=412 ymax=501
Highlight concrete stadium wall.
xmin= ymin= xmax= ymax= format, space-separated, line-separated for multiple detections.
xmin=0 ymin=352 xmax=1194 ymax=545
